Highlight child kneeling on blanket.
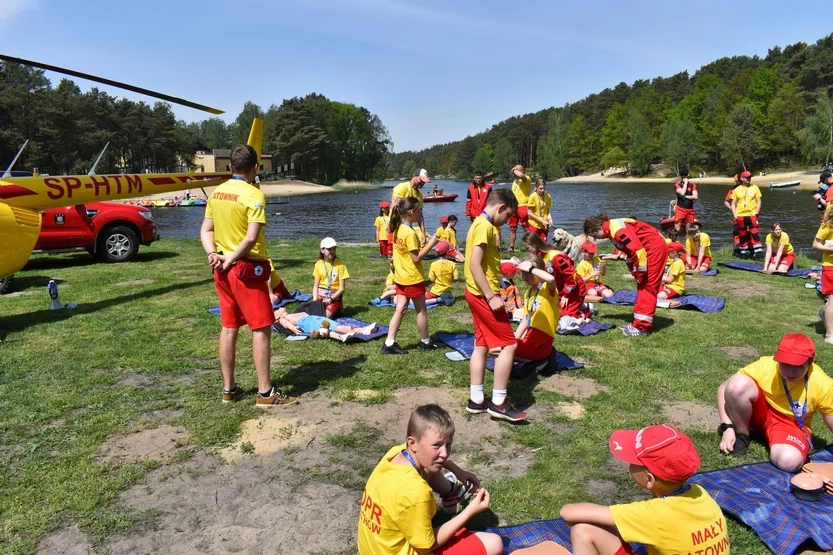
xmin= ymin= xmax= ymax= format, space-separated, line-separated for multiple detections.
xmin=513 ymin=425 xmax=727 ymax=555
xmin=273 ymin=307 xmax=375 ymax=342
xmin=658 ymin=242 xmax=686 ymax=300
xmin=357 ymin=404 xmax=503 ymax=555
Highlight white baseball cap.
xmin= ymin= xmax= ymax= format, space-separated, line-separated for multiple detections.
xmin=413 ymin=168 xmax=431 ymax=183
xmin=320 ymin=237 xmax=337 ymax=249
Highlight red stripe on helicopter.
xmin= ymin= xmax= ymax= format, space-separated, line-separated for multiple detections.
xmin=0 ymin=184 xmax=38 ymax=199
xmin=149 ymin=177 xmax=177 ymax=186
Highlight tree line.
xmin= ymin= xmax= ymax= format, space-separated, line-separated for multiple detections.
xmin=387 ymin=33 xmax=833 ymax=180
xmin=0 ymin=64 xmax=391 ymax=185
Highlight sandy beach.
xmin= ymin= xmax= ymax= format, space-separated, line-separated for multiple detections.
xmin=557 ymin=169 xmax=823 ymax=190
xmin=124 ymin=179 xmax=335 ymax=202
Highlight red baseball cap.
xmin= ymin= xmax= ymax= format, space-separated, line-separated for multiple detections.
xmin=380 ymin=201 xmax=390 ymax=208
xmin=581 ymin=241 xmax=598 ymax=254
xmin=435 ymin=241 xmax=450 ymax=256
xmin=667 ymin=241 xmax=685 ymax=253
xmin=773 ymin=333 xmax=816 ymax=366
xmin=440 ymin=216 xmax=449 ymax=224
xmin=741 ymin=170 xmax=753 ymax=179
xmin=609 ymin=424 xmax=701 ymax=483
xmin=500 ymin=262 xmax=518 ymax=277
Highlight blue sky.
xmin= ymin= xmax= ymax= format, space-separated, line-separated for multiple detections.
xmin=1 ymin=0 xmax=831 ymax=152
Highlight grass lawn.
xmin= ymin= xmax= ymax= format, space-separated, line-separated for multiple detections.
xmin=1 ymin=238 xmax=831 ymax=554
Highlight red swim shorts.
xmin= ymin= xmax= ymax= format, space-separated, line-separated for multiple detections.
xmin=659 ymin=286 xmax=680 ymax=299
xmin=674 ymin=206 xmax=696 ymax=224
xmin=515 ymin=327 xmax=554 ymax=361
xmin=465 ymin=290 xmax=516 ymax=349
xmin=214 ymin=266 xmax=275 ymax=330
xmin=433 ymin=528 xmax=486 ymax=555
xmin=823 ymin=267 xmax=833 ymax=296
xmin=750 ymin=384 xmax=811 ymax=460
xmin=395 ymin=281 xmax=426 ymax=299
xmin=508 ymin=205 xmax=529 ymax=229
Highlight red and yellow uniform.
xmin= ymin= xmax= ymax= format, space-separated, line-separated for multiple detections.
xmin=527 ymin=190 xmax=552 ymax=240
xmin=732 ymin=184 xmax=763 ymax=256
xmin=516 ymin=283 xmax=558 ymax=361
xmin=609 ymin=485 xmax=728 ymax=555
xmin=427 ymin=258 xmax=458 ymax=298
xmin=816 ymin=224 xmax=833 ymax=295
xmin=375 ymin=215 xmax=391 ymax=257
xmin=739 ymin=356 xmax=833 ymax=459
xmin=661 ymin=258 xmax=686 ymax=298
xmin=509 ymin=175 xmax=531 ymax=229
xmin=685 ymin=232 xmax=712 ymax=270
xmin=465 ymin=215 xmax=515 ymax=348
xmin=205 ymin=178 xmax=273 ymax=329
xmin=392 ymin=225 xmax=425 ymax=298
xmin=726 ymin=189 xmax=741 ymax=250
xmin=548 ymin=251 xmax=587 ymax=319
xmin=604 ymin=218 xmax=669 ymax=332
xmin=766 ymin=232 xmax=795 ymax=268
xmin=465 ymin=181 xmax=492 ymax=220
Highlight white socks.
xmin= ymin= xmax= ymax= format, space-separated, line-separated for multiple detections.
xmin=492 ymin=389 xmax=507 ymax=406
xmin=385 ymin=339 xmax=395 ymax=347
xmin=470 ymin=384 xmax=484 ymax=404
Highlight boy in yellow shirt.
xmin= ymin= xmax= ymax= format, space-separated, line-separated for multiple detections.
xmin=658 ymin=242 xmax=686 ymax=299
xmin=554 ymin=425 xmax=728 ymax=555
xmin=426 ymin=241 xmax=458 ymax=306
xmin=357 ymin=404 xmax=502 ymax=555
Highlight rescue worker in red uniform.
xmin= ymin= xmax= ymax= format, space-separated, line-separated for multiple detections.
xmin=584 ymin=214 xmax=669 ymax=336
xmin=465 ymin=171 xmax=492 ymax=222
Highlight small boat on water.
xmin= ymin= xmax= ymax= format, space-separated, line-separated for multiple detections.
xmin=423 ymin=193 xmax=458 ymax=203
xmin=769 ymin=180 xmax=801 ymax=189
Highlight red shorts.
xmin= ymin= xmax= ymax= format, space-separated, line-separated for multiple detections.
xmin=587 ymin=282 xmax=611 ymax=296
xmin=750 ymin=385 xmax=811 ymax=459
xmin=449 ymin=247 xmax=460 ymax=259
xmin=660 ymin=286 xmax=680 ymax=299
xmin=516 ymin=327 xmax=554 ymax=360
xmin=272 ymin=279 xmax=291 ymax=300
xmin=776 ymin=253 xmax=795 ymax=268
xmin=674 ymin=206 xmax=696 ymax=224
xmin=465 ymin=289 xmax=517 ymax=349
xmin=426 ymin=291 xmax=439 ymax=300
xmin=395 ymin=281 xmax=426 ymax=299
xmin=508 ymin=205 xmax=529 ymax=229
xmin=324 ymin=299 xmax=342 ymax=318
xmin=214 ymin=266 xmax=275 ymax=330
xmin=823 ymin=267 xmax=833 ymax=295
xmin=615 ymin=542 xmax=637 ymax=555
xmin=433 ymin=528 xmax=486 ymax=555
xmin=687 ymin=256 xmax=712 ymax=269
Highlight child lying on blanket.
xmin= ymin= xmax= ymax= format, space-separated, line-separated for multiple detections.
xmin=658 ymin=242 xmax=686 ymax=300
xmin=272 ymin=307 xmax=376 ymax=342
xmin=514 ymin=425 xmax=728 ymax=555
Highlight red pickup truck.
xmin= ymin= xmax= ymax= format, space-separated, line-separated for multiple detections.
xmin=0 ymin=202 xmax=159 ymax=294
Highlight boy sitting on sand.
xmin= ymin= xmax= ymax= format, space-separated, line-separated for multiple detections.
xmin=357 ymin=404 xmax=502 ymax=555
xmin=513 ymin=425 xmax=727 ymax=555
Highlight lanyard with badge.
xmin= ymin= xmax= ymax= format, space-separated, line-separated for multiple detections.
xmin=323 ymin=261 xmax=334 ymax=299
xmin=782 ymin=374 xmax=809 ymax=430
xmin=524 ymin=283 xmax=542 ymax=328
xmin=481 ymin=210 xmax=498 ymax=249
xmin=400 ymin=449 xmax=423 ymax=478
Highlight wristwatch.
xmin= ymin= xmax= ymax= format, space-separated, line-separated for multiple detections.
xmin=717 ymin=423 xmax=734 ymax=436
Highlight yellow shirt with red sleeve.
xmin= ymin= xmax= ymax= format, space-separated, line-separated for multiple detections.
xmin=576 ymin=255 xmax=601 ymax=283
xmin=609 ymin=485 xmax=728 ymax=555
xmin=816 ymin=225 xmax=833 ymax=266
xmin=205 ymin=178 xmax=268 ymax=260
xmin=511 ymin=175 xmax=532 ymax=205
xmin=357 ymin=444 xmax=435 ymax=555
xmin=732 ymin=184 xmax=762 ymax=217
xmin=664 ymin=258 xmax=686 ymax=295
xmin=464 ymin=214 xmax=500 ymax=296
xmin=391 ymin=181 xmax=424 ymax=208
xmin=313 ymin=258 xmax=350 ymax=294
xmin=686 ymin=232 xmax=712 ymax=259
xmin=524 ymin=283 xmax=559 ymax=337
xmin=527 ymin=191 xmax=552 ymax=229
xmin=374 ymin=216 xmax=390 ymax=241
xmin=766 ymin=232 xmax=793 ymax=255
xmin=738 ymin=356 xmax=833 ymax=424
xmin=606 ymin=218 xmax=648 ymax=272
xmin=392 ymin=225 xmax=425 ymax=286
xmin=428 ymin=259 xmax=458 ymax=296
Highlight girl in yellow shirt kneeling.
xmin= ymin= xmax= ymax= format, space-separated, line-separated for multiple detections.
xmin=763 ymin=222 xmax=795 ymax=274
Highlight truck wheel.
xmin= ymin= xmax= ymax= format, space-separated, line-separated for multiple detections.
xmin=96 ymin=225 xmax=139 ymax=263
xmin=0 ymin=275 xmax=12 ymax=295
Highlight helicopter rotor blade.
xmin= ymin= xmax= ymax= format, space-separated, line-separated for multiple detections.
xmin=0 ymin=54 xmax=224 ymax=114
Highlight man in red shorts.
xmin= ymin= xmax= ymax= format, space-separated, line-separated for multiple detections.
xmin=717 ymin=333 xmax=833 ymax=471
xmin=672 ymin=168 xmax=698 ymax=232
xmin=464 ymin=189 xmax=526 ymax=422
xmin=508 ymin=165 xmax=531 ymax=252
xmin=201 ymin=145 xmax=297 ymax=408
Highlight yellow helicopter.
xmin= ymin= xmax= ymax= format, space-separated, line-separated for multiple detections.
xmin=0 ymin=54 xmax=264 ymax=285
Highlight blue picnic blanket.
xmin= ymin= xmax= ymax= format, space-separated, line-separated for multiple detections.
xmin=486 ymin=519 xmax=647 ymax=555
xmin=275 ymin=317 xmax=388 ymax=341
xmin=694 ymin=446 xmax=833 ymax=554
xmin=701 ymin=268 xmax=719 ymax=276
xmin=557 ymin=321 xmax=615 ymax=336
xmin=603 ymin=289 xmax=725 ymax=313
xmin=435 ymin=332 xmax=584 ymax=372
xmin=722 ymin=261 xmax=816 ymax=278
xmin=368 ymin=297 xmax=442 ymax=310
xmin=207 ymin=290 xmax=312 ymax=315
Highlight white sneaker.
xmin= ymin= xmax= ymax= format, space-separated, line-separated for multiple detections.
xmin=341 ymin=332 xmax=356 ymax=343
xmin=361 ymin=323 xmax=377 ymax=335
xmin=825 ymin=334 xmax=833 ymax=345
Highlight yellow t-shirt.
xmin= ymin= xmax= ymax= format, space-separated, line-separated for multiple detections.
xmin=392 ymin=182 xmax=424 ymax=207
xmin=766 ymin=232 xmax=793 ymax=255
xmin=446 ymin=227 xmax=458 ymax=248
xmin=435 ymin=226 xmax=451 ymax=243
xmin=205 ymin=178 xmax=268 ymax=260
xmin=393 ymin=225 xmax=425 ymax=286
xmin=686 ymin=232 xmax=712 ymax=259
xmin=374 ymin=216 xmax=389 ymax=241
xmin=610 ymin=485 xmax=728 ymax=555
xmin=738 ymin=356 xmax=833 ymax=424
xmin=816 ymin=225 xmax=833 ymax=266
xmin=313 ymin=258 xmax=350 ymax=293
xmin=527 ymin=191 xmax=552 ymax=230
xmin=512 ymin=175 xmax=532 ymax=205
xmin=428 ymin=259 xmax=458 ymax=296
xmin=384 ymin=270 xmax=394 ymax=289
xmin=576 ymin=256 xmax=601 ymax=283
xmin=524 ymin=283 xmax=559 ymax=337
xmin=732 ymin=184 xmax=762 ymax=217
xmin=464 ymin=215 xmax=500 ymax=296
xmin=665 ymin=258 xmax=686 ymax=295
xmin=357 ymin=444 xmax=435 ymax=555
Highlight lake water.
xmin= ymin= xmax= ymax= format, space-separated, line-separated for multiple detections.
xmin=151 ymin=179 xmax=824 ymax=258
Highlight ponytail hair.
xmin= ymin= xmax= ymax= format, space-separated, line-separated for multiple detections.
xmin=390 ymin=197 xmax=420 ymax=236
xmin=522 ymin=231 xmax=553 ymax=254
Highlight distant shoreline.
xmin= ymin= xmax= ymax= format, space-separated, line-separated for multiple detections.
xmin=556 ymin=170 xmax=821 ymax=190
